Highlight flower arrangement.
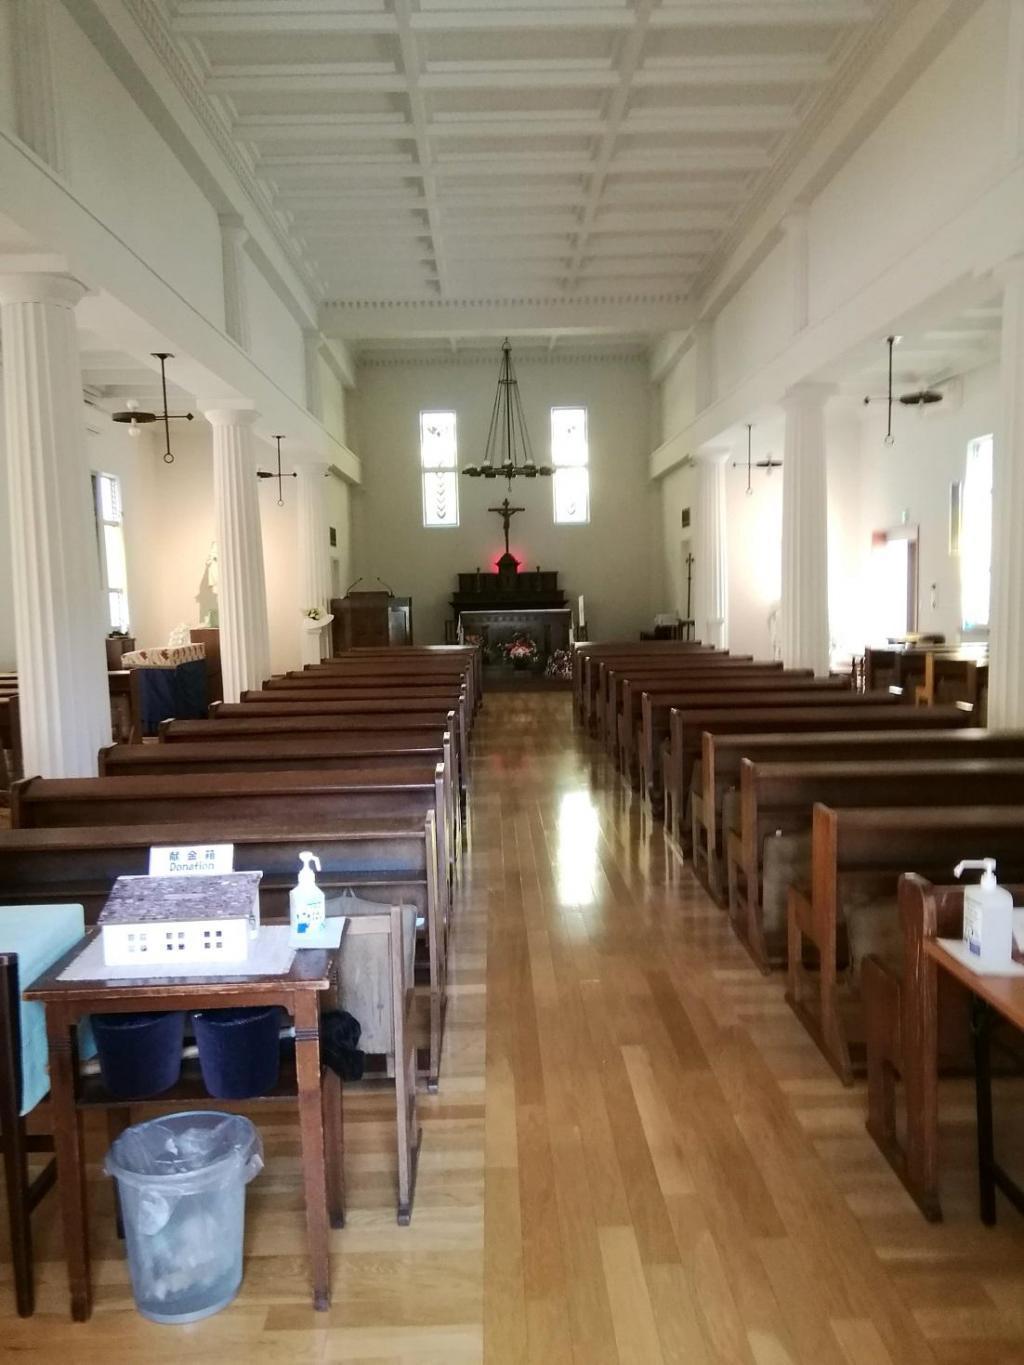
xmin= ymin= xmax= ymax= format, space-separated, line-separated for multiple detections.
xmin=544 ymin=648 xmax=572 ymax=681
xmin=501 ymin=633 xmax=539 ymax=667
xmin=303 ymin=607 xmax=326 ymax=622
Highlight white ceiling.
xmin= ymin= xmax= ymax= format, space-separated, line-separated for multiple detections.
xmin=166 ymin=0 xmax=890 ymax=325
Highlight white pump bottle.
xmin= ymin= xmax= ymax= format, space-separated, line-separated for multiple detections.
xmin=956 ymin=857 xmax=1014 ymax=968
xmin=289 ymin=850 xmax=325 ymax=940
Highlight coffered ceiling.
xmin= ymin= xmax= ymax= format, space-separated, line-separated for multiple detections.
xmin=160 ymin=0 xmax=893 ymax=324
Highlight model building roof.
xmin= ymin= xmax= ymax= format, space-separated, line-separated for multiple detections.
xmin=98 ymin=872 xmax=262 ymax=925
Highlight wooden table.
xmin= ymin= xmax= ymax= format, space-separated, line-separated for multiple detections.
xmin=925 ymin=939 xmax=1024 ymax=1224
xmin=25 ymin=932 xmax=344 ymax=1320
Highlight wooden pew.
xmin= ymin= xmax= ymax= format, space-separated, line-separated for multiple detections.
xmin=245 ymin=685 xmax=471 ymax=754
xmin=787 ymin=805 xmax=1024 ymax=1085
xmin=602 ymin=661 xmax=788 ymax=753
xmin=0 ymin=814 xmax=448 ymax=1090
xmin=304 ymin=654 xmax=479 ymax=714
xmin=662 ymin=703 xmax=971 ymax=846
xmin=319 ymin=648 xmax=482 ymax=713
xmin=862 ymin=873 xmax=1024 ymax=1222
xmin=646 ymin=692 xmax=900 ymax=818
xmin=101 ymin=735 xmax=459 ymax=877
xmin=695 ymin=728 xmax=1024 ymax=900
xmin=209 ymin=703 xmax=467 ymax=806
xmin=596 ymin=655 xmax=759 ymax=744
xmin=589 ymin=650 xmax=740 ymax=737
xmin=572 ymin=642 xmax=715 ymax=727
xmin=729 ymin=758 xmax=1024 ymax=973
xmin=617 ymin=671 xmax=842 ymax=776
xmin=0 ymin=694 xmax=21 ymax=793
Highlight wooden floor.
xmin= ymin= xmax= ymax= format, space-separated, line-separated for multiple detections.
xmin=5 ymin=691 xmax=1024 ymax=1362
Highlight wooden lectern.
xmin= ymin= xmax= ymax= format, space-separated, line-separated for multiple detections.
xmin=331 ymin=591 xmax=413 ymax=652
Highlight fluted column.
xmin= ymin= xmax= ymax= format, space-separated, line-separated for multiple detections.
xmin=206 ymin=408 xmax=271 ymax=699
xmin=10 ymin=0 xmax=65 ymax=174
xmin=694 ymin=450 xmax=728 ymax=649
xmin=219 ymin=215 xmax=250 ymax=350
xmin=989 ymin=258 xmax=1024 ymax=726
xmin=0 ymin=271 xmax=110 ymax=775
xmin=296 ymin=463 xmax=332 ymax=664
xmin=781 ymin=383 xmax=833 ymax=675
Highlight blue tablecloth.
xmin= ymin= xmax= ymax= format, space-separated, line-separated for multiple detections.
xmin=0 ymin=905 xmax=95 ymax=1115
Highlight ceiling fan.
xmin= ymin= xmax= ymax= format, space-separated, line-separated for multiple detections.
xmin=863 ymin=335 xmax=945 ymax=445
xmin=111 ymin=352 xmax=194 ymax=463
xmin=732 ymin=423 xmax=781 ymax=495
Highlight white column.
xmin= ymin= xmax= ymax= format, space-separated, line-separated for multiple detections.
xmin=989 ymin=258 xmax=1024 ymax=727
xmin=0 ymin=271 xmax=110 ymax=776
xmin=296 ymin=463 xmax=332 ymax=664
xmin=781 ymin=207 xmax=810 ymax=335
xmin=780 ymin=383 xmax=833 ymax=675
xmin=219 ymin=215 xmax=250 ymax=350
xmin=10 ymin=0 xmax=65 ymax=174
xmin=304 ymin=329 xmax=324 ymax=420
xmin=694 ymin=450 xmax=729 ymax=649
xmin=206 ymin=408 xmax=271 ymax=699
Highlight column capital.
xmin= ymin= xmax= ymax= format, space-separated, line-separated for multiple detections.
xmin=218 ymin=213 xmax=250 ymax=249
xmin=0 ymin=270 xmax=86 ymax=309
xmin=203 ymin=405 xmax=259 ymax=428
xmin=782 ymin=380 xmax=836 ymax=412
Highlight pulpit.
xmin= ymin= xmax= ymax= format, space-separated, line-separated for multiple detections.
xmin=331 ymin=590 xmax=413 ymax=652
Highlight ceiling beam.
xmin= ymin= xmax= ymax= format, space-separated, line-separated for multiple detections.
xmin=394 ymin=0 xmax=448 ymax=296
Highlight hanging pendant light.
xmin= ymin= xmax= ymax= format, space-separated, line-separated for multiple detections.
xmin=111 ymin=353 xmax=194 ymax=463
xmin=256 ymin=435 xmax=297 ymax=506
xmin=462 ymin=338 xmax=553 ymax=488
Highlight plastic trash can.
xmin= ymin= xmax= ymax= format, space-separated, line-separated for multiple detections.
xmin=105 ymin=1111 xmax=263 ymax=1324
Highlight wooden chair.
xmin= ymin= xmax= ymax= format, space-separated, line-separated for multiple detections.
xmin=0 ymin=951 xmax=57 ymax=1316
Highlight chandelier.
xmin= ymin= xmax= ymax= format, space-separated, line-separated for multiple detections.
xmin=462 ymin=338 xmax=552 ymax=485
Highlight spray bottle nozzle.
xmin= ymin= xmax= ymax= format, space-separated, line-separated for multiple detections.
xmin=954 ymin=857 xmax=998 ymax=888
xmin=298 ymin=850 xmax=322 ymax=882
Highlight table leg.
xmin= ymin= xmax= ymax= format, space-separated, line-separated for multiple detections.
xmin=293 ymin=994 xmax=331 ymax=1310
xmin=321 ymin=1066 xmax=345 ymax=1229
xmin=46 ymin=1013 xmax=92 ymax=1320
xmin=971 ymin=994 xmax=997 ymax=1226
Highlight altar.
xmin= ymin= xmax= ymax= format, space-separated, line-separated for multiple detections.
xmin=456 ymin=607 xmax=573 ymax=663
xmin=449 ymin=495 xmax=573 ymax=673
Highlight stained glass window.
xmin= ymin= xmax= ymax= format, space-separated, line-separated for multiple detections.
xmin=551 ymin=406 xmax=589 ymax=524
xmin=420 ymin=410 xmax=459 ymax=527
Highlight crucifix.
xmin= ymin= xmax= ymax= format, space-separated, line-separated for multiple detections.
xmin=488 ymin=496 xmax=525 ymax=556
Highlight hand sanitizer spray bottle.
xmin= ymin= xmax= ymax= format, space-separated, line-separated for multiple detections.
xmin=290 ymin=850 xmax=325 ymax=944
xmin=955 ymin=858 xmax=1014 ymax=968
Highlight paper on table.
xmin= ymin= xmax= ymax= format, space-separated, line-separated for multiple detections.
xmin=290 ymin=917 xmax=346 ymax=950
xmin=937 ymin=937 xmax=1024 ymax=977
xmin=60 ymin=925 xmax=296 ymax=982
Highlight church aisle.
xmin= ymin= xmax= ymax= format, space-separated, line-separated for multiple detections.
xmin=478 ymin=692 xmax=1024 ymax=1365
xmin=7 ymin=691 xmax=1024 ymax=1362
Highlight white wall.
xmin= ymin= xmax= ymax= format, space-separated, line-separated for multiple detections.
xmin=856 ymin=361 xmax=998 ymax=645
xmin=352 ymin=353 xmax=660 ymax=644
xmin=47 ymin=2 xmax=225 ymax=329
xmin=244 ymin=257 xmax=306 ymax=411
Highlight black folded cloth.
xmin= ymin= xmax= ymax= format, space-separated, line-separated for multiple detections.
xmin=320 ymin=1008 xmax=365 ymax=1081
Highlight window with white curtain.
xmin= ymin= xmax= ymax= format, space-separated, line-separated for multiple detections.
xmin=551 ymin=406 xmax=589 ymax=524
xmin=92 ymin=471 xmax=130 ymax=631
xmin=960 ymin=433 xmax=993 ymax=631
xmin=419 ymin=410 xmax=459 ymax=528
